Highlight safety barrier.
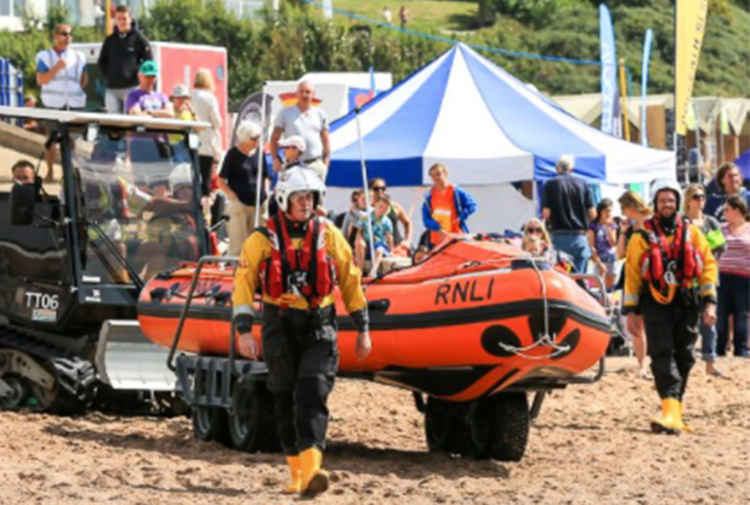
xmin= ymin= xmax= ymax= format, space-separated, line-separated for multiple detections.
xmin=0 ymin=58 xmax=24 ymax=106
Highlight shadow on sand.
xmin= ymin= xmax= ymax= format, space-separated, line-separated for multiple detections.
xmin=42 ymin=415 xmax=510 ymax=481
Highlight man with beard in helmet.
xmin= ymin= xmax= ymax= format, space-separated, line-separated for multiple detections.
xmin=623 ymin=179 xmax=717 ymax=434
xmin=231 ymin=166 xmax=371 ymax=497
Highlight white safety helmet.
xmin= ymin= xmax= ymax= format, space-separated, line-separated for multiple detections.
xmin=168 ymin=162 xmax=193 ymax=193
xmin=275 ymin=165 xmax=326 ymax=213
xmin=650 ymin=178 xmax=682 ymax=209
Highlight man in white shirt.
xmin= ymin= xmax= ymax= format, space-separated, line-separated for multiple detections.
xmin=36 ymin=23 xmax=88 ymax=181
xmin=270 ymin=81 xmax=330 ymax=182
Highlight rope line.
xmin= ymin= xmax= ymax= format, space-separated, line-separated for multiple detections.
xmin=300 ymin=0 xmax=602 ymax=66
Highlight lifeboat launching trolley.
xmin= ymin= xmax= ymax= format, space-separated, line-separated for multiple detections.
xmin=137 ymin=238 xmax=611 ymax=460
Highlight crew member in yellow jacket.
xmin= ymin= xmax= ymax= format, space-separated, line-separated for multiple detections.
xmin=232 ymin=166 xmax=371 ymax=497
xmin=624 ymin=179 xmax=717 ymax=434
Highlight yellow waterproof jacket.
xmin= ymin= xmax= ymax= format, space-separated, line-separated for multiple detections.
xmin=232 ymin=219 xmax=366 ymax=316
xmin=623 ymin=221 xmax=718 ymax=311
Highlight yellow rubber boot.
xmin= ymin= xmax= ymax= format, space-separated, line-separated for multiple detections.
xmin=299 ymin=447 xmax=329 ymax=497
xmin=282 ymin=455 xmax=302 ymax=494
xmin=650 ymin=398 xmax=681 ymax=435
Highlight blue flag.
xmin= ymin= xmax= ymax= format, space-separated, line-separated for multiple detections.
xmin=599 ymin=4 xmax=618 ymax=136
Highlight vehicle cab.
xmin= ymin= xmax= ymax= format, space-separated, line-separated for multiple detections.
xmin=0 ymin=107 xmax=211 ymax=334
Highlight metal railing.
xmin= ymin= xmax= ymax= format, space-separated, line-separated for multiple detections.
xmin=166 ymin=255 xmax=239 ymax=372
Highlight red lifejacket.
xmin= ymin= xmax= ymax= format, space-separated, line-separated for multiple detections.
xmin=259 ymin=213 xmax=335 ymax=306
xmin=640 ymin=216 xmax=703 ymax=295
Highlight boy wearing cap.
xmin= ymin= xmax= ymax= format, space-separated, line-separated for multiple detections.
xmin=279 ymin=135 xmax=306 ymax=170
xmin=125 ymin=60 xmax=173 ymax=118
xmin=170 ymin=84 xmax=195 ymax=121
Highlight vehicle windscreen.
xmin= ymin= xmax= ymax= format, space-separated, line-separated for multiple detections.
xmin=72 ymin=129 xmax=200 ymax=284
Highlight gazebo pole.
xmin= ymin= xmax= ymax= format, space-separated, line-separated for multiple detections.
xmin=253 ymin=86 xmax=267 ymax=228
xmin=354 ymin=107 xmax=378 ymax=277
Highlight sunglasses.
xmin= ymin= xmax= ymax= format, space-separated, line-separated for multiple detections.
xmin=372 ymin=186 xmax=387 ymax=192
xmin=526 ymin=227 xmax=543 ymax=234
xmin=57 ymin=31 xmax=73 ymax=37
xmin=691 ymin=194 xmax=705 ymax=200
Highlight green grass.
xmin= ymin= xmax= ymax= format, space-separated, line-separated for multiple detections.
xmin=331 ymin=0 xmax=479 ymax=32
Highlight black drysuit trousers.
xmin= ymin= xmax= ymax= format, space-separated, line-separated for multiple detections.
xmin=261 ymin=304 xmax=339 ymax=455
xmin=641 ymin=297 xmax=700 ymax=401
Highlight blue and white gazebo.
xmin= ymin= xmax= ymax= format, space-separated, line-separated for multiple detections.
xmin=326 ymin=43 xmax=675 ymax=233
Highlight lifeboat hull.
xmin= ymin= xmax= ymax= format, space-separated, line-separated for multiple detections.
xmin=137 ymin=241 xmax=611 ymax=401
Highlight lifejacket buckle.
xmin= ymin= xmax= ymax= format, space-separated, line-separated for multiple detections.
xmin=287 ymin=271 xmax=308 ymax=294
xmin=664 ymin=260 xmax=679 ymax=286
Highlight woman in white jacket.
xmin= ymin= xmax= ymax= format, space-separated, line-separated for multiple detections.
xmin=191 ymin=68 xmax=222 ymax=211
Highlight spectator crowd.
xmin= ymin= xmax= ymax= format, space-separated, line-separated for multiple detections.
xmin=24 ymin=6 xmax=750 ymax=389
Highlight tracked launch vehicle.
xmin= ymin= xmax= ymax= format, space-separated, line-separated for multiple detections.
xmin=0 ymin=107 xmax=211 ymax=412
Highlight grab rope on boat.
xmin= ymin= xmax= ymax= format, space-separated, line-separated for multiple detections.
xmin=494 ymin=252 xmax=570 ymax=360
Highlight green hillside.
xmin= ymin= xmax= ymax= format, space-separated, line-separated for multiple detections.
xmin=1 ymin=0 xmax=747 ymax=107
xmin=328 ymin=0 xmax=749 ymax=98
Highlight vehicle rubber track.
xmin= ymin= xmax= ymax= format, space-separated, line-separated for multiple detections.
xmin=0 ymin=324 xmax=97 ymax=414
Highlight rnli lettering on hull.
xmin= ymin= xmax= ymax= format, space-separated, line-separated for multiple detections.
xmin=434 ymin=278 xmax=495 ymax=305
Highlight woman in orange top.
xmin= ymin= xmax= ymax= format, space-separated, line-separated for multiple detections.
xmin=421 ymin=163 xmax=477 ymax=246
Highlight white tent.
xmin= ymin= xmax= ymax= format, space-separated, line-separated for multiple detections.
xmin=326 ymin=43 xmax=676 ymax=238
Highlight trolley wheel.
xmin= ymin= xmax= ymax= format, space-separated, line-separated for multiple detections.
xmin=192 ymin=406 xmax=230 ymax=444
xmin=489 ymin=392 xmax=529 ymax=462
xmin=425 ymin=397 xmax=461 ymax=453
xmin=464 ymin=399 xmax=492 ymax=460
xmin=228 ymin=377 xmax=263 ymax=451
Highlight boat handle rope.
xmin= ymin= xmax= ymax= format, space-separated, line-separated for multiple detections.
xmin=530 ymin=252 xmax=551 ymax=346
xmin=496 ymin=332 xmax=571 ymax=360
xmin=492 ymin=252 xmax=568 ymax=360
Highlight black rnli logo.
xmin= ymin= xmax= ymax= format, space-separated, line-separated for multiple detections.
xmin=434 ymin=278 xmax=495 ymax=305
xmin=481 ymin=309 xmax=580 ymax=360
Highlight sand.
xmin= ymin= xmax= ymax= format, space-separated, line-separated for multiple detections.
xmin=0 ymin=356 xmax=749 ymax=505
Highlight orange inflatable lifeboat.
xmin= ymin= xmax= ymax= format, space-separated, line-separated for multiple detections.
xmin=137 ymin=238 xmax=611 ymax=402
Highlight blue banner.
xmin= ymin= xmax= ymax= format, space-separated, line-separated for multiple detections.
xmin=641 ymin=28 xmax=653 ymax=146
xmin=599 ymin=4 xmax=618 ymax=136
